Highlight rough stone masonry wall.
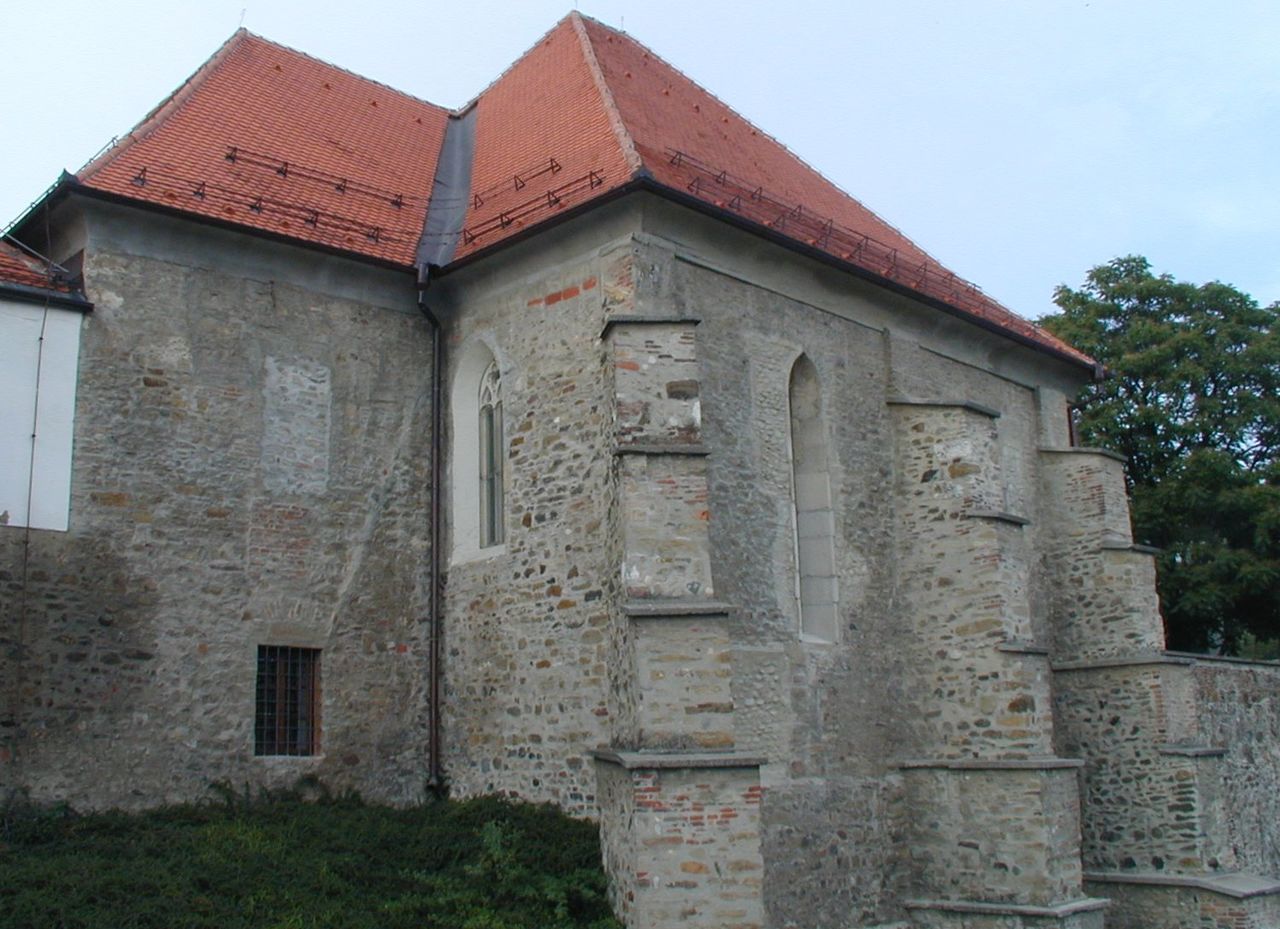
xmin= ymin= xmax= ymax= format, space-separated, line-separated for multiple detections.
xmin=888 ymin=398 xmax=1091 ymax=922
xmin=663 ymin=220 xmax=1077 ymax=927
xmin=1191 ymin=660 xmax=1280 ymax=876
xmin=1095 ymin=880 xmax=1280 ymax=929
xmin=901 ymin=764 xmax=1084 ymax=906
xmin=1043 ymin=430 xmax=1280 ymax=927
xmin=438 ymin=248 xmax=617 ymax=815
xmin=1 ymin=236 xmax=435 ymax=808
xmin=1051 ymin=645 xmax=1280 ymax=924
xmin=1037 ymin=450 xmax=1163 ymax=662
xmin=889 ymin=402 xmax=1054 ymax=760
xmin=673 ymin=244 xmax=912 ymax=927
xmin=1054 ymin=663 xmax=1208 ymax=874
xmin=592 ymin=234 xmax=766 ymax=929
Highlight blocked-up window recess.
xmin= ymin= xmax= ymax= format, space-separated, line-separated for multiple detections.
xmin=1067 ymin=402 xmax=1082 ymax=447
xmin=254 ymin=645 xmax=320 ymax=756
xmin=788 ymin=355 xmax=838 ymax=643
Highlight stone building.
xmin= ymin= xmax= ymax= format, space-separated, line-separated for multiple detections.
xmin=3 ymin=14 xmax=1278 ymax=929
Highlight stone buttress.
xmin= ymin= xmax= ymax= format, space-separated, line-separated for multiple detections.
xmin=591 ymin=245 xmax=766 ymax=929
xmin=1041 ymin=448 xmax=1280 ymax=929
xmin=888 ymin=398 xmax=1107 ymax=929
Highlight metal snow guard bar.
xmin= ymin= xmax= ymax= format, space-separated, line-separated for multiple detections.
xmin=663 ymin=148 xmax=1047 ymax=345
xmin=461 ymin=169 xmax=605 ymax=246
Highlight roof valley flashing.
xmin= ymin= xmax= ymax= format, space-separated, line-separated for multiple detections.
xmin=417 ymin=105 xmax=477 ymax=274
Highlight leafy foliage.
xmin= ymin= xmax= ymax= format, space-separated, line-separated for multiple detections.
xmin=1042 ymin=256 xmax=1280 ymax=652
xmin=0 ymin=785 xmax=621 ymax=929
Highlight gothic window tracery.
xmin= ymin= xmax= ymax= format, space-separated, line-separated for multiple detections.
xmin=478 ymin=360 xmax=504 ymax=548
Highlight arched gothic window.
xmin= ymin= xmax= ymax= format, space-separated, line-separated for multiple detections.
xmin=478 ymin=360 xmax=504 ymax=548
xmin=788 ymin=355 xmax=838 ymax=642
xmin=450 ymin=339 xmax=505 ymax=561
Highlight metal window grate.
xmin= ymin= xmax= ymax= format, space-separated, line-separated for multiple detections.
xmin=254 ymin=645 xmax=319 ymax=756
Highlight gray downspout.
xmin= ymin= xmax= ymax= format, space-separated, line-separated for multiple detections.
xmin=415 ymin=104 xmax=476 ymax=795
xmin=418 ymin=296 xmax=445 ymax=794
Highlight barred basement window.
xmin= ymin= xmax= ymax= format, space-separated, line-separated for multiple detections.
xmin=254 ymin=646 xmax=320 ymax=756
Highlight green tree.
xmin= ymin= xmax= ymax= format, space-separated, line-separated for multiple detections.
xmin=1041 ymin=256 xmax=1280 ymax=653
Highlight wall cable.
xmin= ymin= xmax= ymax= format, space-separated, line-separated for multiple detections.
xmin=6 ymin=202 xmax=57 ymax=772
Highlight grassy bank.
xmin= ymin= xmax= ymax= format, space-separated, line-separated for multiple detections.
xmin=0 ymin=785 xmax=621 ymax=929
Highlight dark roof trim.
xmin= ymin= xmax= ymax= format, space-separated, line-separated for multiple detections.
xmin=14 ymin=175 xmax=416 ymax=277
xmin=0 ymin=280 xmax=93 ymax=312
xmin=437 ymin=173 xmax=1099 ymax=377
xmin=637 ymin=179 xmax=1100 ymax=377
xmin=13 ymin=169 xmax=1096 ymax=376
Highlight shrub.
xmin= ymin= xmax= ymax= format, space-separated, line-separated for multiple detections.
xmin=0 ymin=785 xmax=620 ymax=929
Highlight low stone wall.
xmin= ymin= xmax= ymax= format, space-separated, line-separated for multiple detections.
xmin=1189 ymin=658 xmax=1280 ymax=876
xmin=1085 ymin=875 xmax=1280 ymax=929
xmin=1054 ymin=656 xmax=1280 ymax=882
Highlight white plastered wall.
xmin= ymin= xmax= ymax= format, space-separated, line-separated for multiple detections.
xmin=0 ymin=297 xmax=82 ymax=531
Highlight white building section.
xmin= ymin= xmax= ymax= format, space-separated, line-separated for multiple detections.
xmin=0 ymin=297 xmax=82 ymax=531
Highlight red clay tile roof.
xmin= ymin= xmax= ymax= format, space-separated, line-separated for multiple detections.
xmin=79 ymin=31 xmax=450 ymax=267
xmin=453 ymin=16 xmax=638 ymax=258
xmin=573 ymin=17 xmax=1091 ymax=366
xmin=61 ymin=14 xmax=1089 ymax=367
xmin=0 ymin=239 xmax=76 ymax=295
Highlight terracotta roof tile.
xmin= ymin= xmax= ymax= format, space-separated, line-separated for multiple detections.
xmin=575 ymin=15 xmax=1090 ymax=366
xmin=0 ymin=239 xmax=76 ymax=295
xmin=79 ymin=30 xmax=449 ymax=266
xmin=454 ymin=17 xmax=636 ymax=257
xmin=57 ymin=15 xmax=1090 ymax=367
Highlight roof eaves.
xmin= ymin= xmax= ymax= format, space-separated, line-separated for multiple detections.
xmin=438 ymin=175 xmax=1096 ymax=374
xmin=79 ymin=29 xmax=250 ymax=182
xmin=432 ymin=176 xmax=645 ymax=276
xmin=63 ymin=179 xmax=417 ymax=274
xmin=0 ymin=235 xmax=92 ymax=310
xmin=632 ymin=178 xmax=1097 ymax=373
xmin=0 ymin=279 xmax=94 ymax=312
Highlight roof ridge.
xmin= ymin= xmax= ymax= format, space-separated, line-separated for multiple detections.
xmin=581 ymin=15 xmax=986 ymax=300
xmin=236 ymin=29 xmax=450 ymax=112
xmin=570 ymin=12 xmax=644 ymax=178
xmin=453 ymin=13 xmax=577 ymax=115
xmin=79 ymin=29 xmax=248 ymax=182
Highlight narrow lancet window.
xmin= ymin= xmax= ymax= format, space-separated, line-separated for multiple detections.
xmin=478 ymin=360 xmax=504 ymax=547
xmin=788 ymin=356 xmax=838 ymax=642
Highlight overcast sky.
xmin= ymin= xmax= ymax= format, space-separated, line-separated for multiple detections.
xmin=4 ymin=0 xmax=1277 ymax=319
